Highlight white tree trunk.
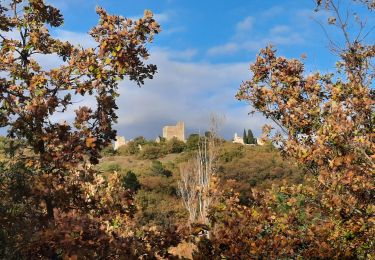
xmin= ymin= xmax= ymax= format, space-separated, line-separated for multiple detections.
xmin=178 ymin=114 xmax=223 ymax=238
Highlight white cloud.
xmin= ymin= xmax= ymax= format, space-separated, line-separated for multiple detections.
xmin=207 ymin=43 xmax=239 ymax=56
xmin=269 ymin=25 xmax=291 ymax=35
xmin=206 ymin=8 xmax=307 ymax=57
xmin=154 ymin=12 xmax=170 ymax=23
xmin=170 ymin=48 xmax=198 ymax=60
xmin=207 ymin=33 xmax=305 ymax=57
xmin=261 ymin=6 xmax=284 ymax=18
xmin=236 ymin=16 xmax=254 ymax=32
xmin=54 ymin=29 xmax=96 ymax=48
xmin=131 ymin=11 xmax=171 ymax=24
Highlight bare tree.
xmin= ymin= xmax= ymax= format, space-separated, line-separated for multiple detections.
xmin=178 ymin=114 xmax=223 ymax=237
xmin=178 ymin=160 xmax=199 ymax=224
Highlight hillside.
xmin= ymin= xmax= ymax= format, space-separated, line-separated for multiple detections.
xmin=98 ymin=141 xmax=303 ymax=228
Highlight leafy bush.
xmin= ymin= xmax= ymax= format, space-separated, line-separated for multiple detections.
xmin=139 ymin=145 xmax=164 ymax=160
xmin=117 ymin=142 xmax=139 ymax=155
xmin=150 ymin=160 xmax=172 ymax=177
xmin=185 ymin=134 xmax=200 ymax=151
xmin=117 ymin=136 xmax=148 ymax=156
xmin=101 ymin=145 xmax=117 ymax=156
xmin=219 ymin=144 xmax=244 ymax=162
xmin=165 ymin=137 xmax=186 ymax=153
xmin=122 ymin=171 xmax=141 ymax=192
xmin=135 ymin=190 xmax=184 ymax=227
xmin=104 ymin=163 xmax=122 ymax=172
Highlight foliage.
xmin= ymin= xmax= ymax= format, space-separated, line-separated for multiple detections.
xmin=204 ymin=131 xmax=212 ymax=138
xmin=158 ymin=136 xmax=166 ymax=143
xmin=150 ymin=160 xmax=172 ymax=177
xmin=117 ymin=136 xmax=147 ymax=155
xmin=104 ymin=162 xmax=122 ymax=172
xmin=98 ymin=140 xmax=302 ymax=235
xmin=178 ymin=115 xmax=221 ymax=227
xmin=218 ymin=142 xmax=244 ymax=162
xmin=101 ymin=144 xmax=117 ymax=156
xmin=114 ymin=136 xmax=186 ymax=159
xmin=198 ymin=0 xmax=375 ymax=258
xmin=135 ymin=190 xmax=185 ymax=227
xmin=122 ymin=170 xmax=141 ymax=192
xmin=0 ymin=1 xmax=182 ymax=258
xmin=217 ymin=143 xmax=303 ymax=205
xmin=185 ymin=134 xmax=200 ymax=151
xmin=242 ymin=128 xmax=256 ymax=144
xmin=133 ymin=136 xmax=147 ymax=146
xmin=166 ymin=137 xmax=186 ymax=153
xmin=247 ymin=129 xmax=256 ymax=144
xmin=139 ymin=144 xmax=164 ymax=159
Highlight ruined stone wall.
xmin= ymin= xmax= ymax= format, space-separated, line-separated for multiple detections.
xmin=114 ymin=136 xmax=126 ymax=150
xmin=162 ymin=121 xmax=185 ymax=141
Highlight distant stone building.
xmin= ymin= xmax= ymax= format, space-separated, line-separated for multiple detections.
xmin=114 ymin=136 xmax=126 ymax=150
xmin=162 ymin=121 xmax=185 ymax=142
xmin=232 ymin=133 xmax=245 ymax=145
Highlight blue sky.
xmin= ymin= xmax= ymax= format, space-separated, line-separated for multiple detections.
xmin=41 ymin=1 xmax=374 ymax=139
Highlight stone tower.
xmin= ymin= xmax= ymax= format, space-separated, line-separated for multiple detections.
xmin=162 ymin=121 xmax=185 ymax=142
xmin=114 ymin=136 xmax=126 ymax=150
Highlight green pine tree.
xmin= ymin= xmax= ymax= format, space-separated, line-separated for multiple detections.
xmin=122 ymin=170 xmax=141 ymax=192
xmin=247 ymin=129 xmax=256 ymax=144
xmin=243 ymin=129 xmax=248 ymax=144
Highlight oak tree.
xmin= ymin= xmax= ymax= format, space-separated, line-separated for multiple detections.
xmin=0 ymin=0 xmax=180 ymax=258
xmin=195 ymin=0 xmax=374 ymax=258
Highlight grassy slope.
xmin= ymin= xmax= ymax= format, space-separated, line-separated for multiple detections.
xmin=98 ymin=141 xmax=303 ymax=227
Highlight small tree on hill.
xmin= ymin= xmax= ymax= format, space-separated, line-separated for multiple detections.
xmin=243 ymin=129 xmax=247 ymax=144
xmin=186 ymin=133 xmax=200 ymax=151
xmin=151 ymin=160 xmax=172 ymax=177
xmin=247 ymin=129 xmax=256 ymax=144
xmin=166 ymin=137 xmax=186 ymax=153
xmin=122 ymin=170 xmax=141 ymax=192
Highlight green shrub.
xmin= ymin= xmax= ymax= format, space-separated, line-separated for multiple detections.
xmin=219 ymin=145 xmax=244 ymax=162
xmin=117 ymin=136 xmax=148 ymax=156
xmin=165 ymin=137 xmax=186 ymax=153
xmin=139 ymin=145 xmax=164 ymax=160
xmin=122 ymin=170 xmax=141 ymax=192
xmin=117 ymin=142 xmax=139 ymax=155
xmin=185 ymin=134 xmax=200 ymax=151
xmin=101 ymin=145 xmax=117 ymax=156
xmin=104 ymin=163 xmax=122 ymax=172
xmin=135 ymin=190 xmax=183 ymax=227
xmin=150 ymin=160 xmax=172 ymax=177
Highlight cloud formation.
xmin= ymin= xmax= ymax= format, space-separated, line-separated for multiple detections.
xmin=236 ymin=16 xmax=254 ymax=32
xmin=207 ymin=7 xmax=307 ymax=56
xmin=115 ymin=48 xmax=270 ymax=140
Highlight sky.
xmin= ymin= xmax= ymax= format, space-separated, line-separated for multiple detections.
xmin=4 ymin=0 xmax=375 ymax=140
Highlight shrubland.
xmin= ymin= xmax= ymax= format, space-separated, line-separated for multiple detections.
xmin=98 ymin=139 xmax=302 ymax=232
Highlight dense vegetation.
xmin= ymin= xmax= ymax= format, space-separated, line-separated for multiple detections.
xmin=0 ymin=0 xmax=373 ymax=259
xmin=98 ymin=140 xmax=301 ymax=229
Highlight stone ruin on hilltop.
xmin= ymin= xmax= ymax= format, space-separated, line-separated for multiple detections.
xmin=113 ymin=121 xmax=186 ymax=150
xmin=162 ymin=121 xmax=185 ymax=142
